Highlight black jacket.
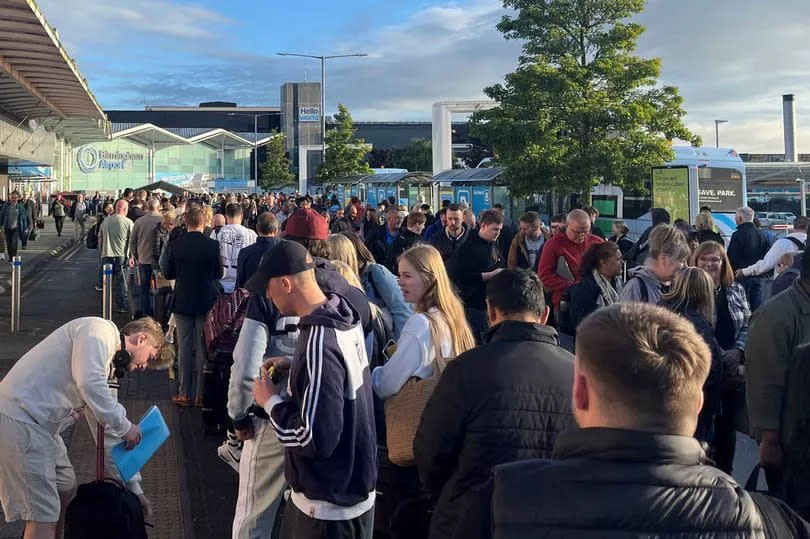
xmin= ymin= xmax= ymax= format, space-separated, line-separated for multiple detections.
xmin=609 ymin=234 xmax=635 ymax=256
xmin=728 ymin=221 xmax=770 ymax=272
xmin=235 ymin=236 xmax=279 ymax=290
xmin=428 ymin=226 xmax=469 ymax=261
xmin=458 ymin=428 xmax=810 ymax=539
xmin=163 ymin=231 xmax=223 ymax=316
xmin=697 ymin=228 xmax=725 ymax=246
xmin=567 ymin=272 xmax=621 ymax=330
xmin=330 ymin=217 xmax=356 ymax=235
xmin=624 ymin=224 xmax=655 ymax=267
xmin=414 ymin=321 xmax=574 ymax=539
xmin=386 ymin=228 xmax=423 ymax=271
xmin=366 ymin=225 xmax=397 ymax=266
xmin=497 ymin=222 xmax=516 ymax=261
xmin=449 ymin=231 xmax=504 ymax=311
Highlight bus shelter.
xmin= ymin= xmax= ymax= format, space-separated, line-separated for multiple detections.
xmin=323 ymin=171 xmax=434 ymax=209
xmin=431 ymin=167 xmax=511 ymax=218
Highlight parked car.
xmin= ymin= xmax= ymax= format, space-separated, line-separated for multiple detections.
xmin=756 ymin=211 xmax=796 ymax=227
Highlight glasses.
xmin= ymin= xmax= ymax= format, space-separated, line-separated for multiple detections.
xmin=698 ymin=256 xmax=723 ymax=265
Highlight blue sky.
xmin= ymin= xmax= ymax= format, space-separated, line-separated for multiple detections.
xmin=36 ymin=0 xmax=810 ymax=152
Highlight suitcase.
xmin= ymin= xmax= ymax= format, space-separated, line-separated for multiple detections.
xmin=374 ymin=447 xmax=429 ymax=539
xmin=201 ymin=348 xmax=234 ymax=435
xmin=153 ymin=286 xmax=173 ymax=330
xmin=64 ymin=423 xmax=149 ymax=539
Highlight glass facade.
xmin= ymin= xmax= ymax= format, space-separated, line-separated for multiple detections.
xmin=70 ymin=137 xmax=251 ymax=193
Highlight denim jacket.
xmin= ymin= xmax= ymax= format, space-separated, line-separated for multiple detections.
xmin=361 ymin=262 xmax=412 ymax=339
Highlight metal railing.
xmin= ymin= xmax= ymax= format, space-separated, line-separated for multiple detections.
xmin=10 ymin=256 xmax=21 ymax=332
xmin=102 ymin=263 xmax=113 ymax=321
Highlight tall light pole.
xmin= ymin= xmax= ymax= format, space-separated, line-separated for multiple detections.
xmin=714 ymin=119 xmax=728 ymax=148
xmin=229 ymin=112 xmax=274 ymax=184
xmin=277 ymin=52 xmax=368 ymax=167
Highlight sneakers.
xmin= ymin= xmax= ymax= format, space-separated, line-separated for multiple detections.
xmin=217 ymin=431 xmax=243 ymax=473
xmin=95 ymin=285 xmax=103 ymax=291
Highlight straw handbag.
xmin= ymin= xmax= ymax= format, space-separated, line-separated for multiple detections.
xmin=384 ymin=314 xmax=451 ymax=466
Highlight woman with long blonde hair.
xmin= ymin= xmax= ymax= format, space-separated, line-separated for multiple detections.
xmin=327 ymin=234 xmax=360 ymax=277
xmin=372 ymin=244 xmax=475 ymax=399
xmin=659 ymin=266 xmax=723 ymax=448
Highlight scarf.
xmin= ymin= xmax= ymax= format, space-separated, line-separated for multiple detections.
xmin=593 ymin=269 xmax=620 ymax=306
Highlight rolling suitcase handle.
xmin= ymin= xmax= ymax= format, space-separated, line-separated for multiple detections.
xmin=96 ymin=423 xmax=105 ymax=481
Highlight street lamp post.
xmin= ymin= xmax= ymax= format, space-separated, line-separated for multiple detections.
xmin=229 ymin=112 xmax=274 ymax=185
xmin=714 ymin=119 xmax=728 ymax=148
xmin=277 ymin=52 xmax=368 ymax=168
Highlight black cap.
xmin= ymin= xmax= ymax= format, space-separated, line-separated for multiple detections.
xmin=244 ymin=240 xmax=315 ymax=296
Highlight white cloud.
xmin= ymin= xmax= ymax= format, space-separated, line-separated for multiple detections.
xmin=38 ymin=0 xmax=230 ymax=48
xmin=35 ymin=0 xmax=810 ymax=152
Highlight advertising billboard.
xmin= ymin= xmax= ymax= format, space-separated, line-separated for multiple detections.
xmin=471 ymin=186 xmax=491 ymax=216
xmin=651 ymin=167 xmax=690 ymax=223
xmin=697 ymin=167 xmax=744 ymax=213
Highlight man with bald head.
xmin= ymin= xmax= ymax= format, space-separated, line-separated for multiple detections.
xmin=99 ymin=199 xmax=134 ymax=313
xmin=538 ymin=208 xmax=604 ymax=321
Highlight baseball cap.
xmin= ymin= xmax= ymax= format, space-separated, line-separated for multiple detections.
xmin=244 ymin=240 xmax=316 ymax=296
xmin=283 ymin=208 xmax=329 ymax=240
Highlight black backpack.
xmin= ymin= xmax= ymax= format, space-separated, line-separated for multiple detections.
xmin=86 ymin=221 xmax=100 ymax=249
xmin=64 ymin=424 xmax=149 ymax=539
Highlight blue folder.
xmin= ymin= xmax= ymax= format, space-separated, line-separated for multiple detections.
xmin=111 ymin=405 xmax=170 ymax=483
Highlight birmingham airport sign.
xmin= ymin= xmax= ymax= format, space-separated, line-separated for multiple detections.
xmin=77 ymin=145 xmax=146 ymax=173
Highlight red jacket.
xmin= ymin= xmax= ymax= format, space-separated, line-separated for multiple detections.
xmin=538 ymin=233 xmax=604 ymax=309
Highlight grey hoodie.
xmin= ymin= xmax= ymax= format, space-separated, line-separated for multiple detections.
xmin=619 ymin=265 xmax=666 ymax=304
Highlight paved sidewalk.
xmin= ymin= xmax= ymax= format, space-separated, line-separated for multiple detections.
xmin=0 ymin=216 xmax=76 ymax=296
xmin=0 ymin=240 xmax=239 ymax=538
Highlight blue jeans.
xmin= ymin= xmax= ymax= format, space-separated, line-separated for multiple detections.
xmin=138 ymin=264 xmax=153 ymax=317
xmin=741 ymin=276 xmax=765 ymax=311
xmin=101 ymin=256 xmax=128 ymax=310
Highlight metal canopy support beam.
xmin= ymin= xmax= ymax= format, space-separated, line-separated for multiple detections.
xmin=0 ymin=53 xmax=66 ymax=118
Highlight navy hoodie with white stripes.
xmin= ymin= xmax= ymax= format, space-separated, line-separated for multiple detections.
xmin=265 ymin=292 xmax=377 ymax=515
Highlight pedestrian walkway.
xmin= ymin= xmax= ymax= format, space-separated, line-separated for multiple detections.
xmin=0 ymin=240 xmax=238 ymax=538
xmin=0 ymin=216 xmax=76 ymax=296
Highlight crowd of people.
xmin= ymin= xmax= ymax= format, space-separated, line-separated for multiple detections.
xmin=3 ymin=185 xmax=810 ymax=539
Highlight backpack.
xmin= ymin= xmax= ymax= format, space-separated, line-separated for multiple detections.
xmin=745 ymin=464 xmax=801 ymax=538
xmin=786 ymin=236 xmax=806 ymax=251
xmin=86 ymin=221 xmax=100 ymax=249
xmin=203 ymin=288 xmax=251 ymax=357
xmin=64 ymin=424 xmax=148 ymax=539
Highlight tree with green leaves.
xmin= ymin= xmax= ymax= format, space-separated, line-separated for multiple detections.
xmin=259 ymin=131 xmax=294 ymax=189
xmin=317 ymin=104 xmax=372 ymax=180
xmin=470 ymin=0 xmax=701 ymax=201
xmin=392 ymin=138 xmax=432 ymax=171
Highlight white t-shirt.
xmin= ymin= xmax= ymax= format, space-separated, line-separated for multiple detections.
xmin=213 ymin=223 xmax=257 ymax=293
xmin=524 ymin=235 xmax=545 ymax=268
xmin=0 ymin=317 xmax=130 ymax=437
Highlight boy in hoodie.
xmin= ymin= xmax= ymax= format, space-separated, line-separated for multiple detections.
xmin=223 ymin=208 xmax=373 ymax=538
xmin=252 ymin=241 xmax=377 ymax=539
xmin=619 ymin=224 xmax=691 ymax=304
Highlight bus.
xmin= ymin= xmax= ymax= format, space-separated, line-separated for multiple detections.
xmin=651 ymin=146 xmax=746 ymax=238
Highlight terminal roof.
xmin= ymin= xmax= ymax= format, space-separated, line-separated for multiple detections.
xmin=0 ymin=0 xmax=110 ymax=142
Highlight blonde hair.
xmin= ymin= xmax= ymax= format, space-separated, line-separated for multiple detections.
xmin=121 ymin=317 xmax=175 ymax=370
xmin=162 ymin=210 xmax=176 ymax=225
xmin=661 ymin=267 xmax=715 ymax=325
xmin=649 ymin=224 xmax=691 ymax=261
xmin=399 ymin=245 xmax=476 ymax=357
xmin=203 ymin=206 xmax=214 ymax=228
xmin=327 ymin=234 xmax=360 ymax=277
xmin=691 ymin=241 xmax=734 ymax=287
xmin=695 ymin=212 xmax=715 ymax=232
xmin=331 ymin=260 xmax=363 ymax=290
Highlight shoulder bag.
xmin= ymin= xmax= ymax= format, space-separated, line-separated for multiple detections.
xmin=384 ymin=313 xmax=451 ymax=466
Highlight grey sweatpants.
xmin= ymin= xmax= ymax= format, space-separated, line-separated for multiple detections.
xmin=232 ymin=418 xmax=286 ymax=539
